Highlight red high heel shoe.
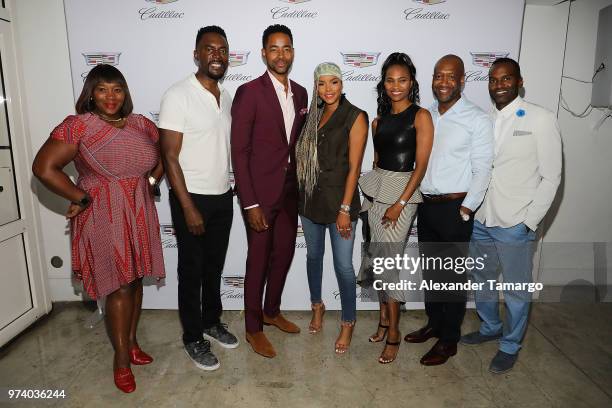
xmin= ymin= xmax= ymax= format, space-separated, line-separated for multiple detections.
xmin=129 ymin=346 xmax=154 ymax=365
xmin=114 ymin=367 xmax=136 ymax=393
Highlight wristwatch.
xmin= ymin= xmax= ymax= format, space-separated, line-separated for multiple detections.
xmin=148 ymin=176 xmax=161 ymax=197
xmin=460 ymin=210 xmax=470 ymax=222
xmin=73 ymin=194 xmax=91 ymax=208
xmin=340 ymin=204 xmax=351 ymax=212
xmin=398 ymin=200 xmax=407 ymax=207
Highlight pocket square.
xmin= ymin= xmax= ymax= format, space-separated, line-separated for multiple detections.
xmin=513 ymin=130 xmax=532 ymax=136
xmin=299 ymin=107 xmax=308 ymax=116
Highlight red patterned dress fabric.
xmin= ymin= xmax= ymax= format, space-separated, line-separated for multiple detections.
xmin=51 ymin=113 xmax=165 ymax=299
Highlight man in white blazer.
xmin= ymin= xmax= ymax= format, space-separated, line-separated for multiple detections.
xmin=461 ymin=58 xmax=562 ymax=374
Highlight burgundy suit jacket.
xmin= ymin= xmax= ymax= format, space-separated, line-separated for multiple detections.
xmin=231 ymin=72 xmax=308 ymax=208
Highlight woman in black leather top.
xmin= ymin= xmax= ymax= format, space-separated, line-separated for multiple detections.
xmin=357 ymin=53 xmax=434 ymax=364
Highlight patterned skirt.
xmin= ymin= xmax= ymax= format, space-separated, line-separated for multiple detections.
xmin=357 ymin=168 xmax=421 ymax=303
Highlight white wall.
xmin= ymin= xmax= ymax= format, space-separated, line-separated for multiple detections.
xmin=519 ymin=3 xmax=569 ymax=112
xmin=14 ymin=0 xmax=612 ymax=300
xmin=14 ymin=0 xmax=79 ymax=300
xmin=520 ymin=0 xmax=612 ymax=289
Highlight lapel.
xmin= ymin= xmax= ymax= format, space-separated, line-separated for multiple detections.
xmin=495 ymin=97 xmax=523 ymax=159
xmin=261 ymin=72 xmax=289 ymax=146
xmin=289 ymin=85 xmax=301 ymax=145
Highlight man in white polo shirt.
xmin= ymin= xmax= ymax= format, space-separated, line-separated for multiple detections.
xmin=159 ymin=26 xmax=238 ymax=372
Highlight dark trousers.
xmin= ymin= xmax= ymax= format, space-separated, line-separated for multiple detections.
xmin=244 ymin=173 xmax=298 ymax=333
xmin=417 ymin=197 xmax=473 ymax=344
xmin=169 ymin=189 xmax=233 ymax=345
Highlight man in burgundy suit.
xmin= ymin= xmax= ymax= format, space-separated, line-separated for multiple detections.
xmin=231 ymin=24 xmax=308 ymax=358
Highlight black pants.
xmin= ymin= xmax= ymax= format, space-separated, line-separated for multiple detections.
xmin=169 ymin=189 xmax=233 ymax=345
xmin=417 ymin=197 xmax=473 ymax=344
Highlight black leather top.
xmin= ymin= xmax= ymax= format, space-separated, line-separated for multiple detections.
xmin=374 ymin=104 xmax=420 ymax=172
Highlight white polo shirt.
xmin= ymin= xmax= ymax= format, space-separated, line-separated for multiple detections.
xmin=159 ymin=73 xmax=232 ymax=195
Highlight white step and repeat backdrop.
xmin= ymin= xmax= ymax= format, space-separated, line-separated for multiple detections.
xmin=63 ymin=0 xmax=524 ymax=309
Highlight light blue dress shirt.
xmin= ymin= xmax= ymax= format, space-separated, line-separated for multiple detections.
xmin=420 ymin=95 xmax=494 ymax=211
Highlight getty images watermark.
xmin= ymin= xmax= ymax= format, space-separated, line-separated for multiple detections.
xmin=370 ymin=253 xmax=544 ymax=294
xmin=357 ymin=240 xmax=551 ymax=303
xmin=360 ymin=241 xmax=612 ymax=303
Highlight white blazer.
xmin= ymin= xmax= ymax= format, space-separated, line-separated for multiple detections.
xmin=475 ymin=98 xmax=562 ymax=231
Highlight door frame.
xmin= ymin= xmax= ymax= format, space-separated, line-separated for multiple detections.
xmin=0 ymin=2 xmax=51 ymax=348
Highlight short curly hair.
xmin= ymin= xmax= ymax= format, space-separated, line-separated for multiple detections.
xmin=195 ymin=25 xmax=227 ymax=49
xmin=490 ymin=57 xmax=522 ymax=79
xmin=262 ymin=24 xmax=293 ymax=48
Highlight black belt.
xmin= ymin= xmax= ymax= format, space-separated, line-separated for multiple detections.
xmin=422 ymin=192 xmax=467 ymax=202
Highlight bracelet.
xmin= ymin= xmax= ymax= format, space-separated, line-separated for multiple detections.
xmin=397 ymin=199 xmax=407 ymax=207
xmin=338 ymin=210 xmax=350 ymax=216
xmin=340 ymin=204 xmax=351 ymax=212
xmin=72 ymin=193 xmax=91 ymax=208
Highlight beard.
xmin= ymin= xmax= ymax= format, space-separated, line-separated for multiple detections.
xmin=206 ymin=63 xmax=227 ymax=80
xmin=268 ymin=61 xmax=292 ymax=76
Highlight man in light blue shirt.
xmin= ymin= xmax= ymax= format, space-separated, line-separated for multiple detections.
xmin=404 ymin=55 xmax=493 ymax=366
xmin=420 ymin=94 xmax=494 ymax=212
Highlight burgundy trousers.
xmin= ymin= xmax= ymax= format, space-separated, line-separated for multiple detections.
xmin=243 ymin=173 xmax=298 ymax=333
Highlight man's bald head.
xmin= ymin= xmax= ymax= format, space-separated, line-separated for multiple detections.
xmin=434 ymin=54 xmax=465 ymax=76
xmin=432 ymin=54 xmax=465 ymax=110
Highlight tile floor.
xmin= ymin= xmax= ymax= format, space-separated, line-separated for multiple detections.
xmin=0 ymin=302 xmax=611 ymax=407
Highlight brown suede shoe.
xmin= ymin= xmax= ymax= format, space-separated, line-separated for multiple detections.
xmin=404 ymin=326 xmax=439 ymax=343
xmin=263 ymin=313 xmax=301 ymax=333
xmin=246 ymin=332 xmax=276 ymax=358
xmin=419 ymin=340 xmax=457 ymax=366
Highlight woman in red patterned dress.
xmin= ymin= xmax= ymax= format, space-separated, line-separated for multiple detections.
xmin=32 ymin=64 xmax=165 ymax=393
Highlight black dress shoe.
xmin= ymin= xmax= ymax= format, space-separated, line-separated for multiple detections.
xmin=419 ymin=340 xmax=457 ymax=366
xmin=404 ymin=326 xmax=439 ymax=343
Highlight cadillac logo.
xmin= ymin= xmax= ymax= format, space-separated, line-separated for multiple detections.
xmin=413 ymin=0 xmax=446 ymax=4
xmin=223 ymin=276 xmax=245 ymax=288
xmin=404 ymin=1 xmax=450 ymax=20
xmin=161 ymin=224 xmax=175 ymax=235
xmin=149 ymin=111 xmax=159 ymax=125
xmin=228 ymin=171 xmax=238 ymax=195
xmin=160 ymin=224 xmax=177 ymax=248
xmin=340 ymin=52 xmax=381 ymax=68
xmin=470 ymin=52 xmax=509 ymax=68
xmin=271 ymin=0 xmax=317 ymax=19
xmin=229 ymin=51 xmax=250 ymax=67
xmin=82 ymin=52 xmax=121 ymax=66
xmin=139 ymin=0 xmax=184 ymax=19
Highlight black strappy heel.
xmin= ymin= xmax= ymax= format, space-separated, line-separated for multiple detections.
xmin=368 ymin=323 xmax=389 ymax=343
xmin=378 ymin=338 xmax=401 ymax=364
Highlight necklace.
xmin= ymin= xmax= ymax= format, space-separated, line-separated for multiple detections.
xmin=95 ymin=112 xmax=124 ymax=123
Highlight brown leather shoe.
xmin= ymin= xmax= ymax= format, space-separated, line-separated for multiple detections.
xmin=263 ymin=313 xmax=301 ymax=333
xmin=246 ymin=332 xmax=276 ymax=358
xmin=419 ymin=340 xmax=457 ymax=366
xmin=404 ymin=326 xmax=439 ymax=343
